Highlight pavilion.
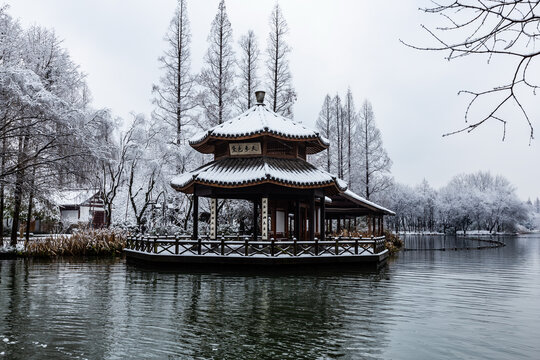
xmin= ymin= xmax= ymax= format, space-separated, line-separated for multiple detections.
xmin=125 ymin=91 xmax=394 ymax=266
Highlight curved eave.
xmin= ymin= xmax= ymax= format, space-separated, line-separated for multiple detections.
xmin=190 ymin=133 xmax=328 ymax=154
xmin=171 ymin=178 xmax=344 ymax=195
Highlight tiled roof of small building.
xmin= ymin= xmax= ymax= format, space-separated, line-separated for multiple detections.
xmin=189 ymin=105 xmax=329 ymax=154
xmin=340 ymin=190 xmax=395 ymax=215
xmin=171 ymin=157 xmax=347 ymax=192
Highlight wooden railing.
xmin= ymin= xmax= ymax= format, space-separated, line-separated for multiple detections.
xmin=125 ymin=235 xmax=386 ymax=257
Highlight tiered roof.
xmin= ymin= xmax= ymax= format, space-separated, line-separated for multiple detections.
xmin=190 ymin=104 xmax=329 ymax=154
xmin=171 ymin=157 xmax=347 ymax=193
xmin=170 ymin=92 xmax=393 ymax=216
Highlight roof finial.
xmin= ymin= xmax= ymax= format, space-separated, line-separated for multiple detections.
xmin=255 ymin=90 xmax=265 ymax=105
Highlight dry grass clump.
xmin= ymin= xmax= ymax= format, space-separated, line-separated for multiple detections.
xmin=25 ymin=228 xmax=127 ymax=258
xmin=384 ymin=230 xmax=404 ymax=255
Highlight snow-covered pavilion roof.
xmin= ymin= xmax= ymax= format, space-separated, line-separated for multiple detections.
xmin=171 ymin=157 xmax=347 ymax=193
xmin=189 ymin=104 xmax=329 ymax=154
xmin=337 ymin=190 xmax=395 ymax=216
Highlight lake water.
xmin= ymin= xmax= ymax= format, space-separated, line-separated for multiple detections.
xmin=0 ymin=234 xmax=539 ymax=359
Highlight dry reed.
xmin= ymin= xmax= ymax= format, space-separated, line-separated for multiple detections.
xmin=24 ymin=228 xmax=127 ymax=258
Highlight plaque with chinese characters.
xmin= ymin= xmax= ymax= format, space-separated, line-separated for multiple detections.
xmin=229 ymin=142 xmax=262 ymax=156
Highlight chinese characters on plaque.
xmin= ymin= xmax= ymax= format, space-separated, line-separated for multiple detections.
xmin=229 ymin=142 xmax=262 ymax=156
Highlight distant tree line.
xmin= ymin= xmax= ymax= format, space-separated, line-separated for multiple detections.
xmin=380 ymin=172 xmax=531 ymax=234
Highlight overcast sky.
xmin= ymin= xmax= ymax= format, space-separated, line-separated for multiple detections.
xmin=5 ymin=0 xmax=539 ymax=200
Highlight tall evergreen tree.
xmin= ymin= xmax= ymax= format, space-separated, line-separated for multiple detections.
xmin=237 ymin=30 xmax=260 ymax=112
xmin=266 ymin=3 xmax=295 ymax=116
xmin=152 ymin=0 xmax=195 ymax=154
xmin=355 ymin=99 xmax=392 ymax=200
xmin=315 ymin=94 xmax=333 ymax=173
xmin=343 ymin=88 xmax=357 ymax=185
xmin=199 ymin=0 xmax=236 ymax=126
xmin=332 ymin=94 xmax=344 ymax=179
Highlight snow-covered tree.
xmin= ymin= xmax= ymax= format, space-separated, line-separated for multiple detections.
xmin=237 ymin=30 xmax=260 ymax=112
xmin=354 ymin=99 xmax=392 ymax=200
xmin=343 ymin=88 xmax=356 ymax=185
xmin=198 ymin=0 xmax=236 ymax=126
xmin=315 ymin=94 xmax=333 ymax=172
xmin=266 ymin=3 xmax=295 ymax=117
xmin=152 ymin=0 xmax=195 ymax=159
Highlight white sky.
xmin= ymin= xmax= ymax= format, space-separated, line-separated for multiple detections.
xmin=5 ymin=0 xmax=540 ymax=200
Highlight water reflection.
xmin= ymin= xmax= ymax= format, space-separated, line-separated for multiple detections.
xmin=0 ymin=235 xmax=539 ymax=359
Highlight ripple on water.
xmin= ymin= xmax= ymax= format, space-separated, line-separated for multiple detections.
xmin=0 ymin=235 xmax=539 ymax=359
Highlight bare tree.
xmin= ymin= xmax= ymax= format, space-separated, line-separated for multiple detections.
xmin=355 ymin=99 xmax=392 ymax=200
xmin=315 ymin=94 xmax=333 ymax=172
xmin=332 ymin=94 xmax=344 ymax=179
xmin=199 ymin=0 xmax=236 ymax=126
xmin=266 ymin=3 xmax=296 ymax=116
xmin=343 ymin=88 xmax=357 ymax=185
xmin=152 ymin=0 xmax=195 ymax=155
xmin=237 ymin=30 xmax=260 ymax=112
xmin=406 ymin=0 xmax=540 ymax=141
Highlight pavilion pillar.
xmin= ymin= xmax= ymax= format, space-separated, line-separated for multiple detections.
xmin=252 ymin=199 xmax=258 ymax=241
xmin=262 ymin=197 xmax=268 ymax=240
xmin=294 ymin=200 xmax=300 ymax=240
xmin=372 ymin=216 xmax=376 ymax=236
xmin=192 ymin=195 xmax=199 ymax=240
xmin=309 ymin=195 xmax=315 ymax=241
xmin=320 ymin=196 xmax=326 ymax=241
xmin=210 ymin=198 xmax=217 ymax=240
xmin=381 ymin=216 xmax=385 ymax=235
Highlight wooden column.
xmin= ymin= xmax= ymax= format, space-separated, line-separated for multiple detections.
xmin=262 ymin=197 xmax=268 ymax=240
xmin=320 ymin=196 xmax=326 ymax=241
xmin=381 ymin=216 xmax=384 ymax=235
xmin=329 ymin=218 xmax=333 ymax=234
xmin=252 ymin=199 xmax=258 ymax=241
xmin=309 ymin=195 xmax=315 ymax=241
xmin=210 ymin=198 xmax=217 ymax=240
xmin=192 ymin=195 xmax=199 ymax=240
xmin=294 ymin=200 xmax=300 ymax=240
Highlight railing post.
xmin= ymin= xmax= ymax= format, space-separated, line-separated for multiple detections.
xmin=293 ymin=238 xmax=297 ymax=256
xmin=335 ymin=237 xmax=339 ymax=255
xmin=271 ymin=238 xmax=275 ymax=257
xmin=175 ymin=236 xmax=179 ymax=255
xmin=197 ymin=238 xmax=201 ymax=255
xmin=372 ymin=235 xmax=376 ymax=253
xmin=244 ymin=238 xmax=249 ymax=256
xmin=153 ymin=237 xmax=157 ymax=254
xmin=315 ymin=238 xmax=319 ymax=256
xmin=221 ymin=236 xmax=225 ymax=256
xmin=355 ymin=238 xmax=358 ymax=255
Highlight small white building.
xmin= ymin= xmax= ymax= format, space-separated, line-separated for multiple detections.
xmin=51 ymin=190 xmax=105 ymax=229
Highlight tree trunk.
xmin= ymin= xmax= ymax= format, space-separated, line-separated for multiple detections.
xmin=0 ymin=135 xmax=6 ymax=241
xmin=183 ymin=195 xmax=193 ymax=231
xmin=10 ymin=135 xmax=28 ymax=247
